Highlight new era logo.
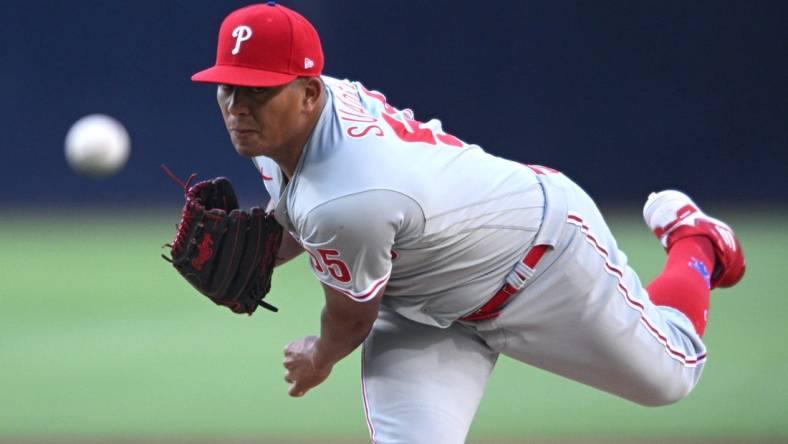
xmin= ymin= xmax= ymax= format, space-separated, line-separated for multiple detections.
xmin=304 ymin=57 xmax=315 ymax=69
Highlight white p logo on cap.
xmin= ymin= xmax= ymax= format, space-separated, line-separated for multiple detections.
xmin=231 ymin=25 xmax=253 ymax=55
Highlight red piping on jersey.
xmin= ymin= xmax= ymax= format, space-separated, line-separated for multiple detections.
xmin=566 ymin=212 xmax=707 ymax=367
xmin=258 ymin=166 xmax=274 ymax=181
xmin=333 ymin=274 xmax=389 ymax=302
xmin=460 ymin=244 xmax=549 ymax=321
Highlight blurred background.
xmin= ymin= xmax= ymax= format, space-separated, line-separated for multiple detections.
xmin=1 ymin=1 xmax=786 ymax=443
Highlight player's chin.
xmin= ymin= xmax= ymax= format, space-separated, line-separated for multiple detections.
xmin=230 ymin=138 xmax=264 ymax=158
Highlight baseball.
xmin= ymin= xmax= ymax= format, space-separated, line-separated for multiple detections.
xmin=64 ymin=114 xmax=131 ymax=178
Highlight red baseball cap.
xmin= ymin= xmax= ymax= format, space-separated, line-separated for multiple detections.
xmin=192 ymin=2 xmax=324 ymax=87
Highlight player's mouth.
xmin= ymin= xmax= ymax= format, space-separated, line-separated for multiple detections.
xmin=229 ymin=128 xmax=260 ymax=140
xmin=230 ymin=128 xmax=259 ymax=134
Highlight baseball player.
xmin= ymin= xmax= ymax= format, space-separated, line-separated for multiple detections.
xmin=190 ymin=3 xmax=746 ymax=443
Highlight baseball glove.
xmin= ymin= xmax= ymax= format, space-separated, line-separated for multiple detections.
xmin=161 ymin=166 xmax=283 ymax=315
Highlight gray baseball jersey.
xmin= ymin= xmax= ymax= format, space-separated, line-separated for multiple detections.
xmin=254 ymin=76 xmax=545 ymax=328
xmin=254 ymin=76 xmax=707 ymax=443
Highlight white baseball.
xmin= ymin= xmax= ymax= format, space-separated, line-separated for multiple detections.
xmin=64 ymin=114 xmax=131 ymax=178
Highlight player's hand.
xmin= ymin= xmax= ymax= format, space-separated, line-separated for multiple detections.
xmin=283 ymin=335 xmax=332 ymax=397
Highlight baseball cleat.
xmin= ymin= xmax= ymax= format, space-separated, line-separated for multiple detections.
xmin=643 ymin=190 xmax=745 ymax=288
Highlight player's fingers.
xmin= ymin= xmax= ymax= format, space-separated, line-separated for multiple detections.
xmin=282 ymin=341 xmax=301 ymax=355
xmin=283 ymin=338 xmax=306 ymax=356
xmin=288 ymin=377 xmax=310 ymax=397
xmin=288 ymin=384 xmax=307 ymax=397
xmin=283 ymin=357 xmax=297 ymax=369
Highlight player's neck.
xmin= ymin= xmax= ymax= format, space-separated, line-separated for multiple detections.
xmin=275 ymin=145 xmax=302 ymax=179
xmin=278 ymin=92 xmax=327 ymax=179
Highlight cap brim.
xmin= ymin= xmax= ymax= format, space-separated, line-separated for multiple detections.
xmin=191 ymin=65 xmax=297 ymax=87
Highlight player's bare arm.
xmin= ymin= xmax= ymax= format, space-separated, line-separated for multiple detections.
xmin=275 ymin=230 xmax=304 ymax=267
xmin=283 ymin=282 xmax=383 ymax=397
xmin=264 ymin=199 xmax=304 ymax=267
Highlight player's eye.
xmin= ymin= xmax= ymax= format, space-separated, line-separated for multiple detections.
xmin=249 ymin=87 xmax=269 ymax=94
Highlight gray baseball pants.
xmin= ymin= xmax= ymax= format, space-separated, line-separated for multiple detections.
xmin=361 ymin=173 xmax=706 ymax=444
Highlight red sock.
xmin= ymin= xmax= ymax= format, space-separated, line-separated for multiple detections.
xmin=646 ymin=236 xmax=715 ymax=337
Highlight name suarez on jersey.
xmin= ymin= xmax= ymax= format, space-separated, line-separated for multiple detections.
xmin=327 ymin=77 xmax=386 ymax=139
xmin=327 ymin=77 xmax=465 ymax=147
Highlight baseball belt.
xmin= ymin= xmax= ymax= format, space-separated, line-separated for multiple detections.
xmin=460 ymin=244 xmax=550 ymax=322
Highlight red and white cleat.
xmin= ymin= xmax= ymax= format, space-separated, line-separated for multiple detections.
xmin=643 ymin=190 xmax=746 ymax=288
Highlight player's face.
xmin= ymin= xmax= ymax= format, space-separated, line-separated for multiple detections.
xmin=216 ymin=79 xmax=308 ymax=158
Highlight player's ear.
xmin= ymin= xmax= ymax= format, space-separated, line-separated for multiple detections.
xmin=300 ymin=76 xmax=323 ymax=111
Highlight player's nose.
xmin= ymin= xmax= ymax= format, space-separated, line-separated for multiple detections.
xmin=224 ymin=87 xmax=252 ymax=116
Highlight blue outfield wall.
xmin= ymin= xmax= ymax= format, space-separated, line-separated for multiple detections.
xmin=2 ymin=1 xmax=786 ymax=206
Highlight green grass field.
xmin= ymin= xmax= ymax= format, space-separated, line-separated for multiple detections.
xmin=1 ymin=208 xmax=786 ymax=443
